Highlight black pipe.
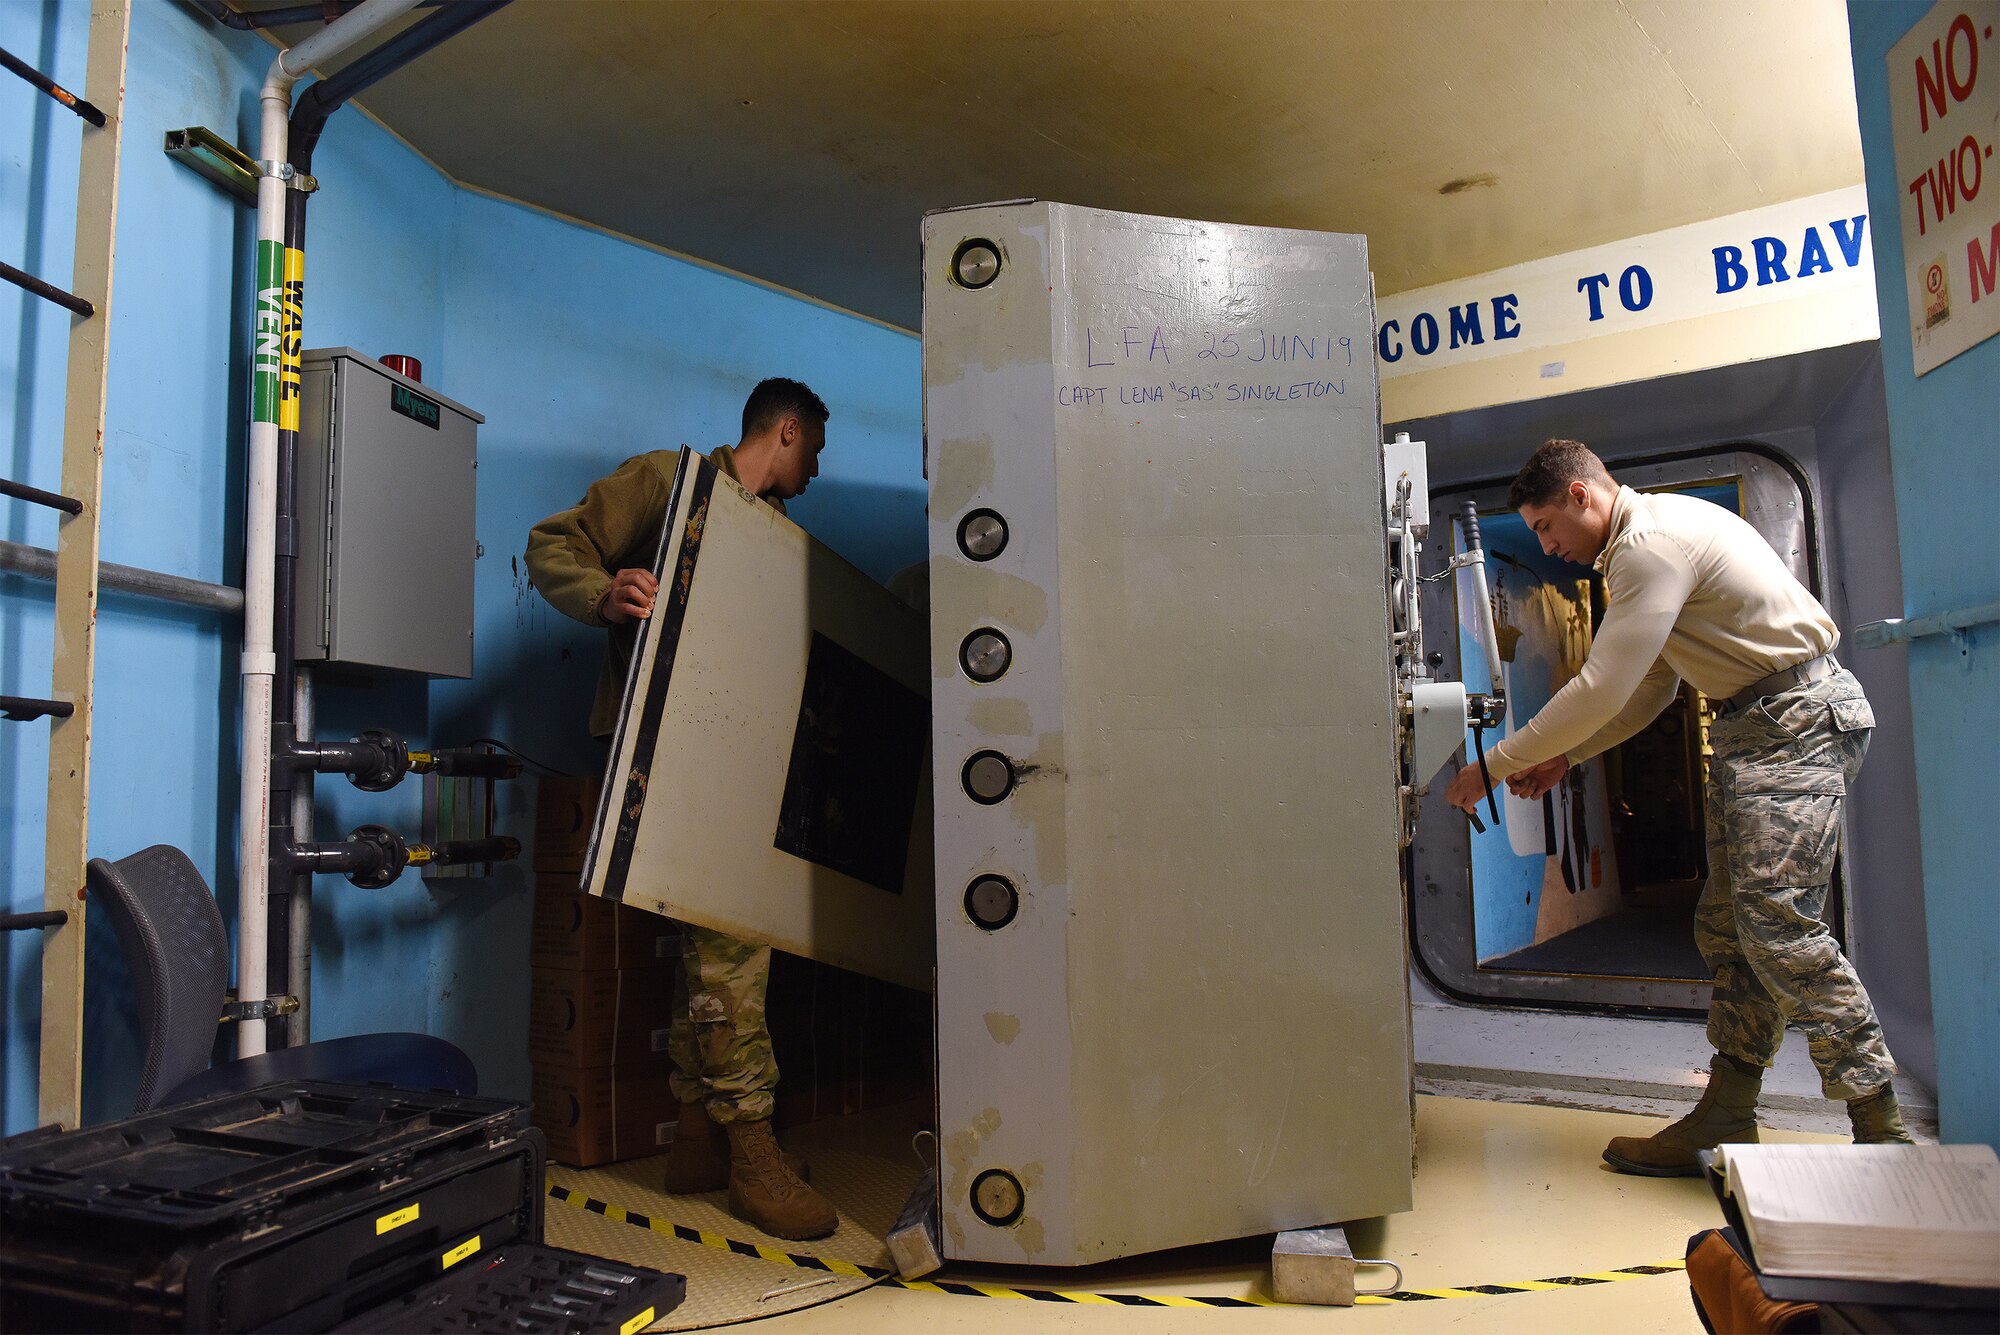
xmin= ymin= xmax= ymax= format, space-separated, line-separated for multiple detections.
xmin=261 ymin=0 xmax=514 ymax=1047
xmin=0 ymin=696 xmax=73 ymax=723
xmin=0 ymin=43 xmax=105 ymax=127
xmin=0 ymin=261 xmax=93 ymax=320
xmin=0 ymin=910 xmax=69 ymax=932
xmin=192 ymin=0 xmax=446 ymax=33
xmin=265 ymin=184 xmax=308 ymax=1048
xmin=433 ymin=836 xmax=522 ymax=866
xmin=426 ymin=747 xmax=523 ymax=780
xmin=288 ymin=0 xmax=511 ymax=174
xmin=0 ymin=477 xmax=83 ymax=516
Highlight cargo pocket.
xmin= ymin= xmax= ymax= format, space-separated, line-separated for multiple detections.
xmin=1729 ymin=766 xmax=1845 ymax=889
xmin=1829 ymin=696 xmax=1874 ymax=733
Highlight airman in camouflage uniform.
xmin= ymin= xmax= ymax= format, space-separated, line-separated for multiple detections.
xmin=526 ymin=379 xmax=839 ymax=1239
xmin=1446 ymin=440 xmax=1913 ymax=1177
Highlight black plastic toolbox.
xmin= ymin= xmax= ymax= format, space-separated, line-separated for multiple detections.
xmin=0 ymin=1081 xmax=545 ymax=1332
xmin=335 ymin=1243 xmax=686 ymax=1333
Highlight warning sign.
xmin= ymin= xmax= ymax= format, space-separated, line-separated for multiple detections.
xmin=1888 ymin=2 xmax=2000 ymax=375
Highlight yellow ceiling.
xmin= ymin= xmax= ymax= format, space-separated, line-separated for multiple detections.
xmin=263 ymin=0 xmax=1864 ymax=330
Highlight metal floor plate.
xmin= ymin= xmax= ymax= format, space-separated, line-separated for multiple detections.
xmin=544 ymin=1102 xmax=927 ymax=1329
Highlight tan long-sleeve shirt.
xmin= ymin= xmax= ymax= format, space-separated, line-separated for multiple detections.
xmin=1484 ymin=485 xmax=1836 ymax=781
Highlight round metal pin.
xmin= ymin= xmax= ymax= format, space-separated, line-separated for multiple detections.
xmin=952 ymin=238 xmax=1002 ymax=289
xmin=964 ymin=875 xmax=1019 ymax=930
xmin=961 ymin=750 xmax=1016 ymax=804
xmin=970 ymin=1168 xmax=1026 ymax=1227
xmin=960 ymin=628 xmax=1012 ymax=682
xmin=957 ymin=508 xmax=1008 ymax=562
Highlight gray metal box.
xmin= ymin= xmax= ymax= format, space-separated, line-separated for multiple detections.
xmin=296 ymin=348 xmax=482 ymax=678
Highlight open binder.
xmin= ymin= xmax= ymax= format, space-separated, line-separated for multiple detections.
xmin=1698 ymin=1150 xmax=2000 ymax=1313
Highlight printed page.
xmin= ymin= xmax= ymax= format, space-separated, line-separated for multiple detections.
xmin=1722 ymin=1144 xmax=2000 ymax=1230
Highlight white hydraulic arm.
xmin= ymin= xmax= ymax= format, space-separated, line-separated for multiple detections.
xmin=1384 ymin=434 xmax=1506 ymax=841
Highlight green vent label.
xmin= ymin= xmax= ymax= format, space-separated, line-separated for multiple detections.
xmin=391 ymin=383 xmax=441 ymax=430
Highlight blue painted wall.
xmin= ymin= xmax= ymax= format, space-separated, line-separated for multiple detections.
xmin=1847 ymin=0 xmax=2000 ymax=1150
xmin=2 ymin=0 xmax=920 ymax=1133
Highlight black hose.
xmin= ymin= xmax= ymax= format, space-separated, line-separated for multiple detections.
xmin=192 ymin=1 xmax=446 ymax=32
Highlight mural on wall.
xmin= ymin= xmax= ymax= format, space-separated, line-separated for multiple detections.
xmin=1457 ymin=511 xmax=1623 ymax=964
xmin=1456 ymin=484 xmax=1745 ymax=970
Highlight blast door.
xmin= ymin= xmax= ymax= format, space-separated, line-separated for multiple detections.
xmin=923 ymin=202 xmax=1415 ymax=1267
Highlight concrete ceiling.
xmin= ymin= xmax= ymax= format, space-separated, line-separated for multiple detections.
xmin=259 ymin=0 xmax=1865 ymax=331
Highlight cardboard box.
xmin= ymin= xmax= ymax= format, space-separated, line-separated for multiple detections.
xmin=532 ymin=1060 xmax=676 ymax=1167
xmin=529 ymin=964 xmax=676 ymax=1068
xmin=534 ymin=773 xmax=603 ymax=874
xmin=532 ymin=879 xmax=679 ymax=971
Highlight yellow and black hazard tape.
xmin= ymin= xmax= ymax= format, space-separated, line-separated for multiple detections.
xmin=547 ymin=1183 xmax=1685 ymax=1307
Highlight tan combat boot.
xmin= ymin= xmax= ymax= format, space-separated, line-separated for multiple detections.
xmin=662 ymin=1099 xmax=729 ymax=1193
xmin=1603 ymin=1053 xmax=1762 ymax=1176
xmin=1848 ymin=1085 xmax=1915 ymax=1144
xmin=726 ymin=1118 xmax=838 ymax=1240
xmin=663 ymin=1100 xmax=810 ymax=1194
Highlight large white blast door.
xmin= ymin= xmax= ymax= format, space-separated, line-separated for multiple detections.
xmin=924 ymin=202 xmax=1414 ymax=1267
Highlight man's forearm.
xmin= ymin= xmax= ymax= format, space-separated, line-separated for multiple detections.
xmin=525 ymin=521 xmax=613 ymax=625
xmin=1563 ymin=662 xmax=1681 ymax=765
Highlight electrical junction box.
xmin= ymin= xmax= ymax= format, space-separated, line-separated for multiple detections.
xmin=296 ymin=347 xmax=482 ymax=678
xmin=923 ymin=202 xmax=1414 ymax=1267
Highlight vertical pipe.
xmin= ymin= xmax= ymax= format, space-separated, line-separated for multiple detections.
xmin=237 ymin=78 xmax=286 ymax=1059
xmin=238 ymin=0 xmax=421 ymax=1058
xmin=288 ymin=668 xmax=314 ymax=1046
xmin=265 ymin=184 xmax=307 ymax=1049
xmin=1457 ymin=501 xmax=1505 ymax=695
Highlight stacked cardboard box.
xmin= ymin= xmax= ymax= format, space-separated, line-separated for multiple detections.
xmin=528 ymin=773 xmax=682 ymax=1167
xmin=527 ymin=777 xmax=935 ymax=1159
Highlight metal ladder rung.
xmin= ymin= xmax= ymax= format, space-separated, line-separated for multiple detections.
xmin=0 ymin=43 xmax=105 ymax=126
xmin=0 ymin=260 xmax=97 ymax=319
xmin=1 ymin=696 xmax=75 ymax=723
xmin=0 ymin=476 xmax=84 ymax=515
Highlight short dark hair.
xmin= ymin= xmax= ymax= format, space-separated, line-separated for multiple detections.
xmin=742 ymin=377 xmax=829 ymax=438
xmin=1507 ymin=439 xmax=1613 ymax=510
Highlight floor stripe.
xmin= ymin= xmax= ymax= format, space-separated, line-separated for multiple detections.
xmin=546 ymin=1181 xmax=1686 ymax=1307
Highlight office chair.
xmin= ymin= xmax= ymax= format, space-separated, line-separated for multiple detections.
xmin=88 ymin=844 xmax=476 ymax=1110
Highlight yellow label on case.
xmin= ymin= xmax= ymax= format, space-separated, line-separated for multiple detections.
xmin=375 ymin=1203 xmax=420 ymax=1235
xmin=442 ymin=1235 xmax=481 ymax=1269
xmin=619 ymin=1308 xmax=656 ymax=1335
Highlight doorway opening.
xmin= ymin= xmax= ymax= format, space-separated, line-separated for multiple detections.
xmin=1409 ymin=444 xmax=1838 ymax=1014
xmin=1456 ymin=483 xmax=1738 ymax=985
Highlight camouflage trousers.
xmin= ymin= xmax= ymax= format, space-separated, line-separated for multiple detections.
xmin=665 ymin=925 xmax=779 ymax=1124
xmin=1695 ymin=664 xmax=1895 ymax=1102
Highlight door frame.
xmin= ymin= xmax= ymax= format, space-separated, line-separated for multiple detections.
xmin=1408 ymin=441 xmax=1845 ymax=1014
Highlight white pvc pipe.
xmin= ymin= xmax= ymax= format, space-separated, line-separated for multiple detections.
xmin=277 ymin=0 xmax=420 ymax=79
xmin=237 ymin=0 xmax=422 ymax=1058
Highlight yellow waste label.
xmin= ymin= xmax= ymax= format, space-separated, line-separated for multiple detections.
xmin=277 ymin=246 xmax=304 ymax=434
xmin=619 ymin=1308 xmax=656 ymax=1335
xmin=375 ymin=1203 xmax=420 ymax=1235
xmin=442 ymin=1235 xmax=481 ymax=1269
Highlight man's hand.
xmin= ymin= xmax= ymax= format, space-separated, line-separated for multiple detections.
xmin=1444 ymin=763 xmax=1494 ymax=814
xmin=600 ymin=568 xmax=659 ymax=623
xmin=1506 ymin=754 xmax=1570 ymax=800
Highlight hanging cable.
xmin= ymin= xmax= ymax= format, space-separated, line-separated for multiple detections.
xmin=463 ymin=736 xmax=576 ymax=777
